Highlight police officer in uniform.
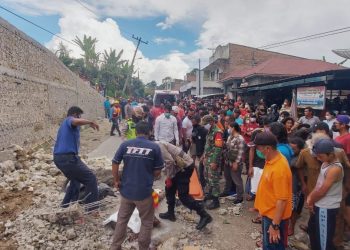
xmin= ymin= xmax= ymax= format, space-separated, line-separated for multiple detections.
xmin=201 ymin=115 xmax=224 ymax=209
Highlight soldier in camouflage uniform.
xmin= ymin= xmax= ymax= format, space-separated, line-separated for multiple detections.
xmin=201 ymin=115 xmax=224 ymax=209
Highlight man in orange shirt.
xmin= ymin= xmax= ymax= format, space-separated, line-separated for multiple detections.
xmin=254 ymin=132 xmax=292 ymax=250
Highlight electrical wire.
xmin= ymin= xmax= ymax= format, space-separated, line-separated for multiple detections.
xmin=0 ymin=5 xmax=78 ymax=47
xmin=73 ymin=0 xmax=136 ymax=38
xmin=258 ymin=26 xmax=350 ymax=50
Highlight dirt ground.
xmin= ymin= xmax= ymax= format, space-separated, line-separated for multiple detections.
xmin=79 ymin=118 xmax=112 ymax=155
xmin=0 ymin=189 xmax=33 ymax=249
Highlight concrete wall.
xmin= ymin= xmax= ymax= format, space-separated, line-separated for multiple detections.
xmin=0 ymin=18 xmax=104 ymax=149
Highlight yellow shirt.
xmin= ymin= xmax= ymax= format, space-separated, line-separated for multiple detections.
xmin=254 ymin=152 xmax=292 ymax=220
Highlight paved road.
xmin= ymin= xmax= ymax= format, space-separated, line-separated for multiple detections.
xmin=87 ymin=135 xmax=122 ymax=160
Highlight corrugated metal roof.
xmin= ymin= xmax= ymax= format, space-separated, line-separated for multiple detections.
xmin=221 ymin=58 xmax=346 ymax=82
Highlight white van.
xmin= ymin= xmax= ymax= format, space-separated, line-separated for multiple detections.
xmin=153 ymin=90 xmax=179 ymax=105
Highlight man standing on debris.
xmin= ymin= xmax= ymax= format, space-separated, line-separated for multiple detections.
xmin=53 ymin=106 xmax=99 ymax=210
xmin=111 ymin=121 xmax=164 ymax=250
xmin=157 ymin=141 xmax=212 ymax=230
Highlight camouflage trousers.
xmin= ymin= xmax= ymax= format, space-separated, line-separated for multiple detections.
xmin=204 ymin=163 xmax=221 ymax=197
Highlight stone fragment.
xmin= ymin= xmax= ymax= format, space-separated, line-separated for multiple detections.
xmin=218 ymin=208 xmax=227 ymax=215
xmin=66 ymin=228 xmax=77 ymax=240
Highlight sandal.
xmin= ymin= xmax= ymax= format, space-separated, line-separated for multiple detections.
xmin=252 ymin=217 xmax=262 ymax=224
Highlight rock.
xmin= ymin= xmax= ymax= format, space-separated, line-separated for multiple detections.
xmin=5 ymin=220 xmax=13 ymax=228
xmin=158 ymin=237 xmax=178 ymax=250
xmin=48 ymin=167 xmax=61 ymax=177
xmin=0 ymin=160 xmax=15 ymax=173
xmin=218 ymin=208 xmax=227 ymax=215
xmin=15 ymin=162 xmax=23 ymax=170
xmin=294 ymin=232 xmax=309 ymax=244
xmin=28 ymin=186 xmax=34 ymax=192
xmin=66 ymin=228 xmax=77 ymax=240
xmin=250 ymin=231 xmax=261 ymax=240
xmin=289 ymin=238 xmax=310 ymax=250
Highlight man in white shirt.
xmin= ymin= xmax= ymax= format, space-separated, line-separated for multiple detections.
xmin=154 ymin=104 xmax=179 ymax=145
xmin=182 ymin=108 xmax=194 ymax=152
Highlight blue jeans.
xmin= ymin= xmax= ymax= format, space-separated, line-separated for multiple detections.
xmin=54 ymin=154 xmax=98 ymax=211
xmin=262 ymin=216 xmax=287 ymax=250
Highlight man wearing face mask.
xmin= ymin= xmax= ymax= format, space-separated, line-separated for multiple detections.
xmin=201 ymin=115 xmax=224 ymax=209
xmin=154 ymin=104 xmax=179 ymax=145
xmin=254 ymin=132 xmax=292 ymax=250
xmin=242 ymin=116 xmax=259 ymax=144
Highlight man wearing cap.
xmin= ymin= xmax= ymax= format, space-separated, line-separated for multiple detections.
xmin=307 ymin=139 xmax=344 ymax=250
xmin=333 ymin=115 xmax=350 ymax=160
xmin=110 ymin=101 xmax=122 ymax=136
xmin=154 ymin=104 xmax=179 ymax=145
xmin=202 ymin=115 xmax=224 ymax=210
xmin=254 ymin=132 xmax=292 ymax=250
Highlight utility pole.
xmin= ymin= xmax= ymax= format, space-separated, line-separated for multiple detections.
xmin=198 ymin=59 xmax=201 ymax=96
xmin=122 ymin=35 xmax=148 ymax=95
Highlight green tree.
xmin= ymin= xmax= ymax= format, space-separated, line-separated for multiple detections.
xmin=100 ymin=49 xmax=126 ymax=97
xmin=145 ymin=80 xmax=157 ymax=96
xmin=73 ymin=35 xmax=100 ymax=83
xmin=55 ymin=42 xmax=73 ymax=68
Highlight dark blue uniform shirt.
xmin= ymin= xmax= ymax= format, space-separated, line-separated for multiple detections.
xmin=113 ymin=136 xmax=164 ymax=200
xmin=53 ymin=117 xmax=80 ymax=155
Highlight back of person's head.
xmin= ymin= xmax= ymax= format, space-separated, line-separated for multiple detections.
xmin=136 ymin=121 xmax=150 ymax=135
xmin=288 ymin=136 xmax=305 ymax=150
xmin=269 ymin=122 xmax=288 ymax=144
xmin=192 ymin=114 xmax=202 ymax=124
xmin=293 ymin=127 xmax=311 ymax=141
xmin=229 ymin=121 xmax=241 ymax=133
xmin=67 ymin=106 xmax=83 ymax=117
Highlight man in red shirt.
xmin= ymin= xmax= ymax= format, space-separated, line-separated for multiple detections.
xmin=334 ymin=115 xmax=350 ymax=159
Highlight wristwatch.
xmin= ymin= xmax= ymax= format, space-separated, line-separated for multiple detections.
xmin=271 ymin=223 xmax=280 ymax=230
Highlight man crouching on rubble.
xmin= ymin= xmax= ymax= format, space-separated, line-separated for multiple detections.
xmin=53 ymin=106 xmax=99 ymax=211
xmin=111 ymin=121 xmax=164 ymax=250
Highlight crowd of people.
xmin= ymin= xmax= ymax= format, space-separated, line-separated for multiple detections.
xmin=56 ymin=95 xmax=350 ymax=250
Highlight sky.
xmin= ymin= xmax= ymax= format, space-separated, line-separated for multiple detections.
xmin=1 ymin=0 xmax=350 ymax=84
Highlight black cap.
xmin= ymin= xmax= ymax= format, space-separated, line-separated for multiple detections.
xmin=252 ymin=132 xmax=277 ymax=147
xmin=312 ymin=122 xmax=330 ymax=133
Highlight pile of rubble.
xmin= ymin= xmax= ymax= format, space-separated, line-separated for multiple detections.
xmin=0 ymin=145 xmax=118 ymax=249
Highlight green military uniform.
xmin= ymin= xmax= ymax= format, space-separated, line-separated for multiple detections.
xmin=203 ymin=117 xmax=223 ymax=198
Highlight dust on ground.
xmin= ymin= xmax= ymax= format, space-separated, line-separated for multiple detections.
xmin=79 ymin=118 xmax=111 ymax=155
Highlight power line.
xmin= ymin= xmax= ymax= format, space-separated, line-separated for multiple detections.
xmin=73 ymin=0 xmax=135 ymax=38
xmin=0 ymin=5 xmax=78 ymax=47
xmin=258 ymin=26 xmax=350 ymax=50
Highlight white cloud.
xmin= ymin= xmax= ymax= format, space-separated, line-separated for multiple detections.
xmin=3 ymin=0 xmax=350 ymax=85
xmin=153 ymin=37 xmax=185 ymax=47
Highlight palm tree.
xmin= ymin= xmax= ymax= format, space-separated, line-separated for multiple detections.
xmin=73 ymin=35 xmax=100 ymax=83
